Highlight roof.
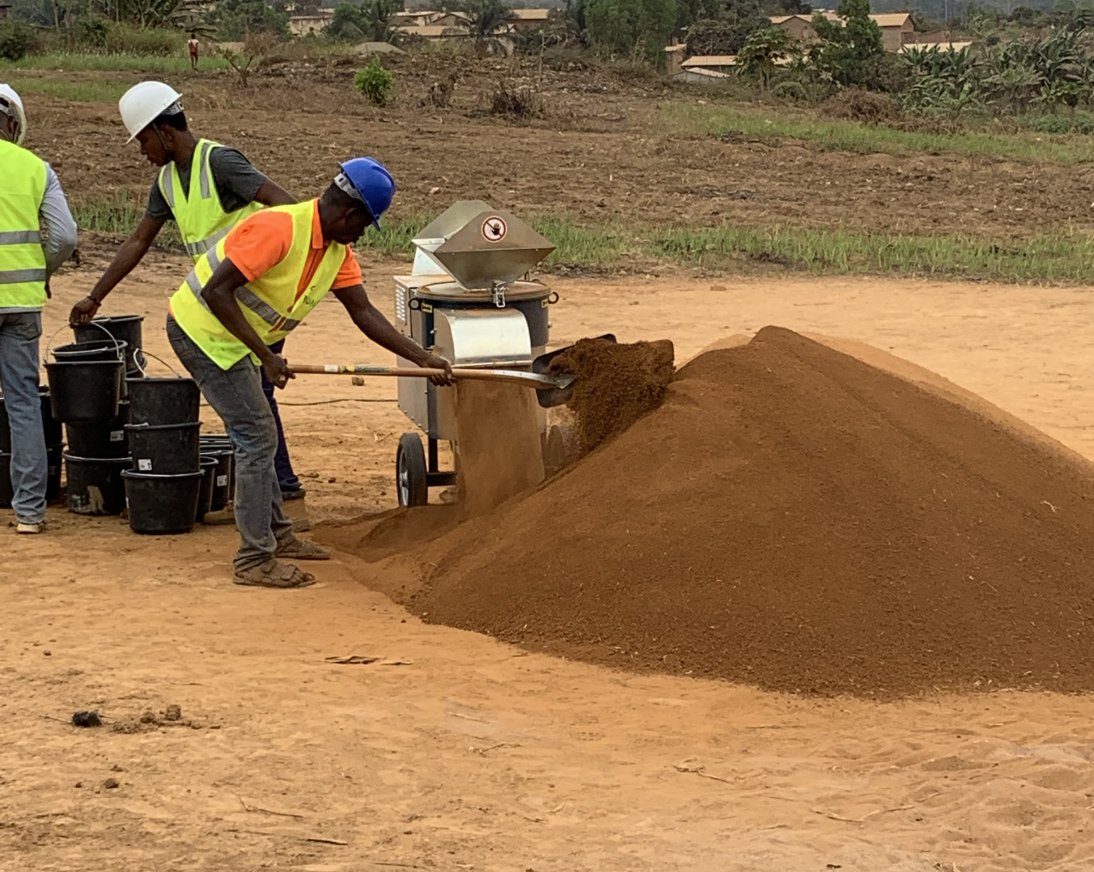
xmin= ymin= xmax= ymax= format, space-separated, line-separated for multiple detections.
xmin=871 ymin=12 xmax=913 ymax=27
xmin=395 ymin=24 xmax=468 ymax=38
xmin=682 ymin=55 xmax=738 ymax=68
xmin=354 ymin=40 xmax=407 ymax=54
xmin=508 ymin=8 xmax=550 ymax=20
xmin=900 ymin=40 xmax=973 ymax=52
xmin=290 ymin=13 xmax=331 ymax=21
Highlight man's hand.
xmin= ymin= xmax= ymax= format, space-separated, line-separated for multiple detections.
xmin=263 ymin=352 xmax=294 ymax=390
xmin=69 ymin=295 xmax=100 ymax=326
xmin=420 ymin=351 xmax=454 ymax=386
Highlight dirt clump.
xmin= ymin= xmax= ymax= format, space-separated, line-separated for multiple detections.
xmin=406 ymin=327 xmax=1094 ymax=698
xmin=549 ymin=338 xmax=675 ymax=455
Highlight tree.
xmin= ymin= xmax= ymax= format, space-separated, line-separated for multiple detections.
xmin=215 ymin=0 xmax=289 ymax=40
xmin=217 ymin=30 xmax=280 ymax=86
xmin=676 ymin=0 xmax=720 ymax=31
xmin=585 ymin=0 xmax=677 ymax=62
xmin=327 ymin=0 xmax=396 ymax=41
xmin=460 ymin=0 xmax=512 ymax=53
xmin=809 ymin=0 xmax=885 ymax=87
xmin=685 ymin=0 xmax=770 ymax=56
xmin=736 ymin=26 xmax=794 ymax=90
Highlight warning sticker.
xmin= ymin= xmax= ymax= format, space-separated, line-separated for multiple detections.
xmin=481 ymin=216 xmax=507 ymax=243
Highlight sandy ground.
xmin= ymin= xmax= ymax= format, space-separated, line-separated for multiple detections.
xmin=7 ymin=254 xmax=1094 ymax=870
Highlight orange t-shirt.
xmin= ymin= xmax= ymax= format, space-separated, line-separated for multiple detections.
xmin=223 ymin=200 xmax=362 ymax=301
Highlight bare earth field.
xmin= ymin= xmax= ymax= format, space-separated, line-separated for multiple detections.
xmin=5 ymin=250 xmax=1094 ymax=870
xmin=13 ymin=55 xmax=1094 ymax=242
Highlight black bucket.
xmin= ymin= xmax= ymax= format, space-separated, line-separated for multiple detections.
xmin=126 ymin=377 xmax=200 ymax=426
xmin=46 ymin=360 xmax=124 ymax=425
xmin=0 ymin=445 xmax=62 ymax=507
xmin=73 ymin=315 xmax=144 ymax=375
xmin=197 ymin=455 xmax=218 ymax=522
xmin=0 ymin=451 xmax=11 ymax=508
xmin=65 ymin=400 xmax=130 ymax=459
xmin=52 ymin=339 xmax=128 ymax=364
xmin=65 ymin=454 xmax=129 ymax=515
xmin=126 ymin=421 xmax=201 ymax=474
xmin=46 ymin=443 xmax=62 ymax=502
xmin=205 ymin=448 xmax=233 ymax=511
xmin=0 ymin=386 xmax=62 ymax=452
xmin=123 ymin=469 xmax=203 ymax=535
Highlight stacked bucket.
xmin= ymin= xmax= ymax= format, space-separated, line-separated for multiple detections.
xmin=47 ymin=318 xmax=133 ymax=517
xmin=122 ymin=373 xmax=205 ymax=534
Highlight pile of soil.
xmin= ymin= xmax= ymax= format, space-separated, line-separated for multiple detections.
xmin=404 ymin=327 xmax=1094 ymax=698
xmin=549 ymin=338 xmax=676 ymax=454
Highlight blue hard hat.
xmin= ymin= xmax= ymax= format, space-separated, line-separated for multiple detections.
xmin=333 ymin=157 xmax=396 ymax=230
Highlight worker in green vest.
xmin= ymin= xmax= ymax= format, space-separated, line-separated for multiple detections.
xmin=68 ymin=81 xmax=312 ymax=505
xmin=0 ymin=84 xmax=77 ymax=534
xmin=167 ymin=157 xmax=452 ymax=588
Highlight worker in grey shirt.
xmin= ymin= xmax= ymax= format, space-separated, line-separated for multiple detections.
xmin=0 ymin=84 xmax=77 ymax=534
xmin=69 ymin=81 xmax=309 ymax=503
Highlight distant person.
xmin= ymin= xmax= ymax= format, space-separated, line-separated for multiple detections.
xmin=165 ymin=157 xmax=452 ymax=587
xmin=0 ymin=84 xmax=77 ymax=535
xmin=188 ymin=32 xmax=199 ymax=70
xmin=69 ymin=81 xmax=312 ymax=506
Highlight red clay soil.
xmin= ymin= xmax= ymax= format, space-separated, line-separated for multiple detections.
xmin=549 ymin=338 xmax=676 ymax=454
xmin=406 ymin=327 xmax=1094 ymax=698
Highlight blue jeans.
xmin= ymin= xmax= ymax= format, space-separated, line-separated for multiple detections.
xmin=260 ymin=338 xmax=301 ymax=492
xmin=0 ymin=311 xmax=47 ymax=524
xmin=167 ymin=317 xmax=293 ymax=570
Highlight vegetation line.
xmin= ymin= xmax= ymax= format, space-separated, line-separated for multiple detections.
xmin=71 ymin=197 xmax=1094 ymax=285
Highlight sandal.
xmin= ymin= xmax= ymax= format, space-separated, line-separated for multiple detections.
xmin=276 ymin=536 xmax=330 ymax=561
xmin=233 ymin=558 xmax=315 ymax=589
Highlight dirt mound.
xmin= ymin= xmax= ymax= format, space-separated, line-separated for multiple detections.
xmin=549 ymin=338 xmax=675 ymax=454
xmin=402 ymin=327 xmax=1094 ymax=698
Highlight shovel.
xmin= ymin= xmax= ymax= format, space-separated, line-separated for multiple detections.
xmin=293 ymin=334 xmax=617 ymax=409
xmin=292 ymin=363 xmax=575 ymax=396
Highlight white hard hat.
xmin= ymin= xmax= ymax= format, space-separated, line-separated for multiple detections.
xmin=118 ymin=81 xmax=183 ymax=143
xmin=0 ymin=84 xmax=27 ymax=146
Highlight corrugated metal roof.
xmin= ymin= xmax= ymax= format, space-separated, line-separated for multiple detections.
xmin=871 ymin=12 xmax=913 ymax=27
xmin=509 ymin=8 xmax=550 ymax=20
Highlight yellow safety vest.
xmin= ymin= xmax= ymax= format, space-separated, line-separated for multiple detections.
xmin=157 ymin=138 xmax=261 ymax=261
xmin=169 ymin=200 xmax=346 ymax=370
xmin=0 ymin=140 xmax=47 ymax=309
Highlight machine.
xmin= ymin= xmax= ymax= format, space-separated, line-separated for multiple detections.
xmin=392 ymin=200 xmax=559 ymax=507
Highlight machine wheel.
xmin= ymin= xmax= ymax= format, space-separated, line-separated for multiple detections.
xmin=396 ymin=433 xmax=429 ymax=507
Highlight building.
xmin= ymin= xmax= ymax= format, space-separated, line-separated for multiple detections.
xmin=870 ymin=12 xmax=914 ymax=51
xmin=0 ymin=3 xmax=11 ymax=18
xmin=681 ymin=55 xmax=738 ymax=75
xmin=289 ymin=10 xmax=333 ymax=36
xmin=769 ymin=11 xmax=915 ymax=52
xmin=506 ymin=8 xmax=552 ymax=32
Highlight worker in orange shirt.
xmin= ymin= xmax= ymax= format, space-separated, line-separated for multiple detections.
xmin=166 ymin=157 xmax=452 ymax=588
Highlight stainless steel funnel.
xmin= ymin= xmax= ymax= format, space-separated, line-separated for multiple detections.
xmin=411 ymin=200 xmax=555 ymax=289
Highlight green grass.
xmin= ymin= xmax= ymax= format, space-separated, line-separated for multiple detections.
xmin=658 ymin=103 xmax=1094 ymax=166
xmin=6 ymin=77 xmax=128 ymax=103
xmin=72 ymin=195 xmax=181 ymax=246
xmin=70 ymin=195 xmax=1094 ymax=284
xmin=0 ymin=52 xmax=229 ymax=74
xmin=652 ymin=224 xmax=1094 ymax=283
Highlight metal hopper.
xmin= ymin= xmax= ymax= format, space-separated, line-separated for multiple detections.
xmin=411 ymin=200 xmax=555 ymax=289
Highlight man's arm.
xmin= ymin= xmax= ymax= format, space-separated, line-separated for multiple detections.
xmin=70 ymin=214 xmax=166 ymax=325
xmin=333 ymin=284 xmax=453 ymax=385
xmin=201 ymin=258 xmax=291 ymax=386
xmin=40 ymin=165 xmax=77 ymax=276
xmin=253 ymin=178 xmax=295 ymax=207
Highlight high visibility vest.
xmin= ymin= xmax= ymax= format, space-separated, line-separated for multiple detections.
xmin=169 ymin=200 xmax=345 ymax=370
xmin=158 ymin=138 xmax=261 ymax=261
xmin=0 ymin=140 xmax=48 ymax=309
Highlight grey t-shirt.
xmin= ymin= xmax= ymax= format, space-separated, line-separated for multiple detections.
xmin=145 ymin=146 xmax=267 ymax=221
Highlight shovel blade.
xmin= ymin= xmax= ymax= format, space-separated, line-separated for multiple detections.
xmin=531 ymin=334 xmax=617 ymax=408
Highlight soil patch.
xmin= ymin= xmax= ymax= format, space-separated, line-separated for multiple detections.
xmin=549 ymin=338 xmax=675 ymax=454
xmin=401 ymin=327 xmax=1094 ymax=698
